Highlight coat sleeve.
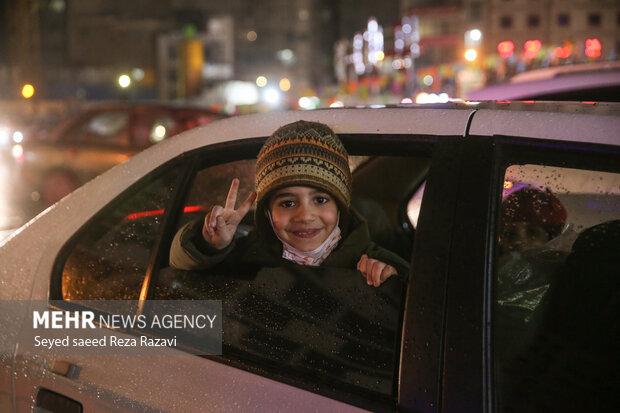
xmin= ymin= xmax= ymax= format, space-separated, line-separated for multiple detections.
xmin=169 ymin=218 xmax=235 ymax=271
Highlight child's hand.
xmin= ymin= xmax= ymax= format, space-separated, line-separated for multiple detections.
xmin=202 ymin=178 xmax=257 ymax=250
xmin=357 ymin=254 xmax=397 ymax=287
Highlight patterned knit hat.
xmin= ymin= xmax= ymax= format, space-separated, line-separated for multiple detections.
xmin=255 ymin=120 xmax=352 ymax=209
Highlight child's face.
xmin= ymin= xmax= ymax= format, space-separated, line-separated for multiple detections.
xmin=268 ymin=186 xmax=339 ymax=252
xmin=499 ymin=222 xmax=550 ymax=253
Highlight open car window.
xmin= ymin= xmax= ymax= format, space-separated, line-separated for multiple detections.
xmin=52 ymin=136 xmax=435 ymax=409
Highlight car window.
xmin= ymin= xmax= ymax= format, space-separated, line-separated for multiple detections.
xmin=59 ymin=167 xmax=184 ymax=303
xmin=64 ymin=110 xmax=130 ymax=145
xmin=493 ymin=164 xmax=620 ymax=412
xmin=152 ymin=152 xmax=428 ymax=405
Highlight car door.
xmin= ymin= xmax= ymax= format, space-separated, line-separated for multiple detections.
xmin=438 ymin=106 xmax=620 ymax=413
xmin=8 ymin=132 xmax=455 ymax=412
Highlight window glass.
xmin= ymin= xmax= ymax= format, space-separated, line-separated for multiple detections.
xmin=155 ymin=154 xmax=427 ymax=402
xmin=557 ymin=13 xmax=570 ymax=26
xmin=527 ymin=14 xmax=540 ymax=28
xmin=493 ymin=164 xmax=620 ymax=412
xmin=60 ymin=167 xmax=183 ymax=303
xmin=588 ymin=13 xmax=601 ymax=27
xmin=500 ymin=15 xmax=513 ymax=29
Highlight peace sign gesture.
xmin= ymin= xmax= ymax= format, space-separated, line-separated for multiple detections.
xmin=202 ymin=178 xmax=257 ymax=250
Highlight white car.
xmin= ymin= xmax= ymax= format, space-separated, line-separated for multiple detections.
xmin=1 ymin=103 xmax=619 ymax=412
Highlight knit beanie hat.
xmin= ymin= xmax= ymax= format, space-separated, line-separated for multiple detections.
xmin=255 ymin=120 xmax=352 ymax=210
xmin=501 ymin=187 xmax=567 ymax=238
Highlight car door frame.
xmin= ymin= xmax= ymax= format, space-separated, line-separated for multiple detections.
xmin=439 ymin=117 xmax=620 ymax=413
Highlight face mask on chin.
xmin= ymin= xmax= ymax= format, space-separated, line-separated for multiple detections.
xmin=267 ymin=210 xmax=341 ymax=266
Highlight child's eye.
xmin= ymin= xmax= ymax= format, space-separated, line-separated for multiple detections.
xmin=279 ymin=200 xmax=295 ymax=208
xmin=315 ymin=196 xmax=330 ymax=204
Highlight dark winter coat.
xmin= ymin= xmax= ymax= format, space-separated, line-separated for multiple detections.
xmin=169 ymin=208 xmax=410 ymax=279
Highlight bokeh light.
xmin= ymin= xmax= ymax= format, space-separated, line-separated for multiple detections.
xmin=21 ymin=84 xmax=35 ymax=98
xmin=464 ymin=49 xmax=478 ymax=62
xmin=255 ymin=76 xmax=267 ymax=87
xmin=279 ymin=78 xmax=291 ymax=91
xmin=118 ymin=75 xmax=131 ymax=88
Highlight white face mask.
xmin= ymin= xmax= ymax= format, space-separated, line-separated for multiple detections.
xmin=268 ymin=211 xmax=341 ymax=266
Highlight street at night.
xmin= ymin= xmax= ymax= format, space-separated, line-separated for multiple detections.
xmin=1 ymin=1 xmax=619 ymax=412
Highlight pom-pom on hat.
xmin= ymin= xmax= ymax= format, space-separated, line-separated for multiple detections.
xmin=255 ymin=120 xmax=352 ymax=209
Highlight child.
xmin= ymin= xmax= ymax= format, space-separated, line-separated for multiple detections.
xmin=169 ymin=120 xmax=409 ymax=287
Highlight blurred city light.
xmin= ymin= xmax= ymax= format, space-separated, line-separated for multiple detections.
xmin=400 ymin=98 xmax=413 ymax=103
xmin=469 ymin=29 xmax=482 ymax=42
xmin=131 ymin=68 xmax=145 ymax=81
xmin=279 ymin=78 xmax=291 ymax=92
xmin=223 ymin=81 xmax=259 ymax=105
xmin=298 ymin=96 xmax=319 ymax=110
xmin=11 ymin=144 xmax=23 ymax=160
xmin=246 ymin=31 xmax=257 ymax=42
xmin=0 ymin=128 xmax=9 ymax=145
xmin=329 ymin=101 xmax=344 ymax=107
xmin=415 ymin=92 xmax=449 ymax=104
xmin=585 ymin=38 xmax=602 ymax=58
xmin=464 ymin=49 xmax=478 ymax=62
xmin=423 ymin=75 xmax=434 ymax=86
xmin=263 ymin=88 xmax=280 ymax=105
xmin=555 ymin=46 xmax=571 ymax=59
xmin=118 ymin=75 xmax=131 ymax=88
xmin=298 ymin=97 xmax=311 ymax=109
xmin=415 ymin=92 xmax=429 ymax=103
xmin=366 ymin=17 xmax=384 ymax=66
xmin=255 ymin=76 xmax=267 ymax=87
xmin=21 ymin=84 xmax=35 ymax=99
xmin=152 ymin=125 xmax=167 ymax=142
xmin=277 ymin=49 xmax=295 ymax=65
xmin=12 ymin=131 xmax=23 ymax=143
xmin=523 ymin=40 xmax=542 ymax=59
xmin=497 ymin=41 xmax=515 ymax=58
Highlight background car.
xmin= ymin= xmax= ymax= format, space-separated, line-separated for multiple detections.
xmin=1 ymin=103 xmax=618 ymax=412
xmin=466 ymin=61 xmax=620 ymax=102
xmin=12 ymin=102 xmax=224 ymax=205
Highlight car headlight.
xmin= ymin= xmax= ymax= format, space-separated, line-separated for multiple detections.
xmin=12 ymin=130 xmax=24 ymax=143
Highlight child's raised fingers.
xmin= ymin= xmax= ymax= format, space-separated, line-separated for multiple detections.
xmin=235 ymin=191 xmax=257 ymax=220
xmin=225 ymin=178 xmax=240 ymax=209
xmin=208 ymin=205 xmax=223 ymax=230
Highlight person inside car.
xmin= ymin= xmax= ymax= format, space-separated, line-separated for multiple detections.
xmin=495 ymin=187 xmax=575 ymax=365
xmin=169 ymin=120 xmax=409 ymax=287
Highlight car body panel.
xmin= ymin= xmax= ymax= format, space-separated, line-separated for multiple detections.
xmin=469 ymin=107 xmax=620 ymax=144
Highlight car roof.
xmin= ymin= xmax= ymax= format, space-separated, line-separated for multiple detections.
xmin=466 ymin=63 xmax=620 ymax=102
xmin=509 ymin=61 xmax=620 ymax=83
xmin=161 ymin=102 xmax=619 ymax=149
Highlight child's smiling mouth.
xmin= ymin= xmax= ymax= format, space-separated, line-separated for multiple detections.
xmin=289 ymin=228 xmax=322 ymax=238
